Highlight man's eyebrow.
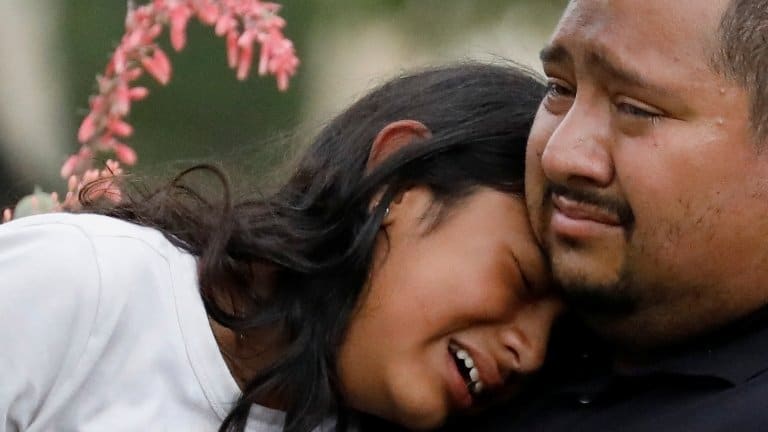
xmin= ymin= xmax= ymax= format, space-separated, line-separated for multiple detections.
xmin=586 ymin=49 xmax=664 ymax=92
xmin=541 ymin=43 xmax=672 ymax=97
xmin=539 ymin=44 xmax=571 ymax=64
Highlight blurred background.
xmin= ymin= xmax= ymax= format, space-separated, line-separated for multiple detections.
xmin=0 ymin=0 xmax=566 ymax=207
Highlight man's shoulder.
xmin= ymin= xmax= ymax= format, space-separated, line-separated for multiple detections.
xmin=467 ymin=311 xmax=768 ymax=432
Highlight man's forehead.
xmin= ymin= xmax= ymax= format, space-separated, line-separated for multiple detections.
xmin=555 ymin=0 xmax=728 ymax=40
xmin=550 ymin=0 xmax=728 ymax=67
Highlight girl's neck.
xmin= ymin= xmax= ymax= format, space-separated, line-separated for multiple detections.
xmin=208 ymin=317 xmax=289 ymax=410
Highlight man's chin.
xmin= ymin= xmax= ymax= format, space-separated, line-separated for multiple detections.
xmin=558 ymin=284 xmax=637 ymax=320
xmin=550 ymin=257 xmax=637 ymax=319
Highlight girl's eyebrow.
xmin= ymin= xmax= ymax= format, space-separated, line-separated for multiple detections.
xmin=510 ymin=250 xmax=535 ymax=297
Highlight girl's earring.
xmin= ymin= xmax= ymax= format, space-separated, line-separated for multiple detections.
xmin=384 ymin=207 xmax=390 ymax=218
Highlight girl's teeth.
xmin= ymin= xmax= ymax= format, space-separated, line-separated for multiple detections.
xmin=451 ymin=345 xmax=485 ymax=395
xmin=469 ymin=367 xmax=480 ymax=382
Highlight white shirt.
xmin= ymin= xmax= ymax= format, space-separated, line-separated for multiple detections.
xmin=0 ymin=213 xmax=332 ymax=432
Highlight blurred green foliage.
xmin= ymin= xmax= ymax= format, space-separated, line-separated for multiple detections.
xmin=58 ymin=0 xmax=566 ymax=182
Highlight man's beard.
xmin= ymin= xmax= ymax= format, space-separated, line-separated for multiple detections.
xmin=537 ymin=181 xmax=644 ymax=332
xmin=552 ymin=263 xmax=639 ymax=322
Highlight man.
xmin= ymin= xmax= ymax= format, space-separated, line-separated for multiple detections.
xmin=477 ymin=0 xmax=768 ymax=430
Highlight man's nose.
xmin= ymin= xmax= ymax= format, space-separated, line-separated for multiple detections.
xmin=540 ymin=102 xmax=614 ymax=188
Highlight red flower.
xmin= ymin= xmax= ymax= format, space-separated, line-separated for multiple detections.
xmin=141 ymin=48 xmax=172 ymax=85
xmin=51 ymin=0 xmax=300 ymax=218
xmin=169 ymin=2 xmax=193 ymax=51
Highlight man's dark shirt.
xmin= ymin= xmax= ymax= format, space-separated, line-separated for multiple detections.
xmin=462 ymin=308 xmax=768 ymax=432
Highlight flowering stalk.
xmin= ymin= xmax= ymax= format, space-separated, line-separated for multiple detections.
xmin=1 ymin=161 xmax=124 ymax=224
xmin=3 ymin=0 xmax=299 ymax=222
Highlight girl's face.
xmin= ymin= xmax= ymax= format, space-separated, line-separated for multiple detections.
xmin=337 ymin=187 xmax=562 ymax=429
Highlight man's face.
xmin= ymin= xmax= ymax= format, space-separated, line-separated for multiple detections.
xmin=527 ymin=0 xmax=768 ymax=346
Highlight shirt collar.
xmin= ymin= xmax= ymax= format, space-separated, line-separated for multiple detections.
xmin=613 ymin=305 xmax=768 ymax=385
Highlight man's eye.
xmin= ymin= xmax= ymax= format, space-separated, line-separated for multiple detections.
xmin=617 ymin=103 xmax=662 ymax=120
xmin=545 ymin=81 xmax=574 ymax=98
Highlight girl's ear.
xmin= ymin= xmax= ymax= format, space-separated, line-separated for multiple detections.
xmin=366 ymin=119 xmax=432 ymax=172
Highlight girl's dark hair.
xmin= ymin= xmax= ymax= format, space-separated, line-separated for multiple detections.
xmin=94 ymin=62 xmax=545 ymax=432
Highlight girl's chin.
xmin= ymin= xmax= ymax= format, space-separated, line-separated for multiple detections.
xmin=391 ymin=412 xmax=447 ymax=431
xmin=351 ymin=392 xmax=446 ymax=430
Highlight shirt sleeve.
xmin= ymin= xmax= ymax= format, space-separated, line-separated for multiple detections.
xmin=0 ymin=219 xmax=102 ymax=431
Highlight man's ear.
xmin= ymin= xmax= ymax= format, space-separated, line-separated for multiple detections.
xmin=366 ymin=119 xmax=432 ymax=172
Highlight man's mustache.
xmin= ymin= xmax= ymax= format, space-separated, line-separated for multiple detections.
xmin=546 ymin=183 xmax=635 ymax=226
